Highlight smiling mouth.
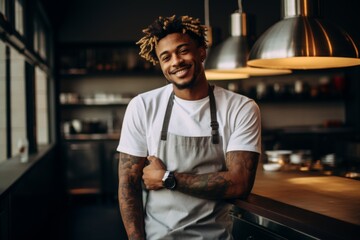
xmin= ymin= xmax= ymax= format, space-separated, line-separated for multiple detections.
xmin=171 ymin=65 xmax=192 ymax=77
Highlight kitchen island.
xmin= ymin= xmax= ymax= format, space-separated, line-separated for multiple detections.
xmin=232 ymin=165 xmax=360 ymax=240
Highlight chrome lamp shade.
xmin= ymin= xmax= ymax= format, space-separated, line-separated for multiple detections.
xmin=247 ymin=0 xmax=360 ymax=70
xmin=205 ymin=10 xmax=291 ymax=77
xmin=206 ymin=34 xmax=248 ymax=70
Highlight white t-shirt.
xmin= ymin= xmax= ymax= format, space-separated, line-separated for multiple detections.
xmin=117 ymin=84 xmax=261 ymax=157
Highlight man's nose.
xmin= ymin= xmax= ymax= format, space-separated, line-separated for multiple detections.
xmin=171 ymin=54 xmax=184 ymax=66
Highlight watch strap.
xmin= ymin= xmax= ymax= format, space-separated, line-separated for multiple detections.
xmin=162 ymin=170 xmax=176 ymax=190
xmin=162 ymin=170 xmax=170 ymax=182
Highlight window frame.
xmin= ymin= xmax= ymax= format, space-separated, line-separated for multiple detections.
xmin=0 ymin=0 xmax=55 ymax=162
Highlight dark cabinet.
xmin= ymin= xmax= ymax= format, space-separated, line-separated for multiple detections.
xmin=231 ymin=209 xmax=317 ymax=240
xmin=64 ymin=141 xmax=102 ymax=195
xmin=232 ymin=217 xmax=286 ymax=240
xmin=63 ymin=140 xmax=119 ymax=200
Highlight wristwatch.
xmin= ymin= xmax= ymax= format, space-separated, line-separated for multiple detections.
xmin=162 ymin=170 xmax=176 ymax=190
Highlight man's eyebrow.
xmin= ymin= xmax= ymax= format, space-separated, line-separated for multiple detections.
xmin=158 ymin=43 xmax=190 ymax=59
xmin=158 ymin=50 xmax=169 ymax=59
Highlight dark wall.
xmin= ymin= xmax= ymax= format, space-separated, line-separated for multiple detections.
xmin=58 ymin=0 xmax=209 ymax=42
xmin=55 ymin=0 xmax=360 ymax=44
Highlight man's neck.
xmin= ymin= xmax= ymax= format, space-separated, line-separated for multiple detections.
xmin=173 ymin=81 xmax=209 ymax=100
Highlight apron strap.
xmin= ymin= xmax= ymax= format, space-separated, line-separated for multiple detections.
xmin=160 ymin=85 xmax=219 ymax=144
xmin=161 ymin=91 xmax=175 ymax=140
xmin=208 ymin=85 xmax=219 ymax=144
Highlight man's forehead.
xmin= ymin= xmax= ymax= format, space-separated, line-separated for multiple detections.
xmin=157 ymin=33 xmax=194 ymax=47
xmin=159 ymin=32 xmax=192 ymax=44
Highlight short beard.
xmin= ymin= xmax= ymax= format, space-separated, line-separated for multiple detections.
xmin=168 ymin=63 xmax=201 ymax=90
xmin=171 ymin=76 xmax=196 ymax=90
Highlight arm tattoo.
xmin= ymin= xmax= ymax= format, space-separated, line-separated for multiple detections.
xmin=176 ymin=172 xmax=231 ymax=199
xmin=175 ymin=151 xmax=259 ymax=200
xmin=118 ymin=153 xmax=147 ymax=240
xmin=227 ymin=151 xmax=259 ymax=198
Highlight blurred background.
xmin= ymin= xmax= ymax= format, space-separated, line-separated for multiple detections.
xmin=1 ymin=0 xmax=360 ymax=239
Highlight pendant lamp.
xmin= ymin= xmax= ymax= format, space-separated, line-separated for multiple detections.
xmin=247 ymin=0 xmax=360 ymax=70
xmin=203 ymin=0 xmax=249 ymax=80
xmin=204 ymin=0 xmax=291 ymax=77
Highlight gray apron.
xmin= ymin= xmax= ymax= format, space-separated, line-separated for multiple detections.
xmin=145 ymin=86 xmax=233 ymax=240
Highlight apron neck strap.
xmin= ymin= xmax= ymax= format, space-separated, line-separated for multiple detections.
xmin=161 ymin=91 xmax=175 ymax=141
xmin=208 ymin=85 xmax=219 ymax=144
xmin=160 ymin=85 xmax=219 ymax=144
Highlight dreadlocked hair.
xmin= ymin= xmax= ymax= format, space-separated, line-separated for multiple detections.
xmin=136 ymin=15 xmax=208 ymax=65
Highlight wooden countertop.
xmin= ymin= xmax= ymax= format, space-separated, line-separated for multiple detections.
xmin=234 ymin=165 xmax=360 ymax=239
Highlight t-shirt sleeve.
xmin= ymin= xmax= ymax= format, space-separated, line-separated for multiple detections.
xmin=227 ymin=100 xmax=262 ymax=153
xmin=117 ymin=96 xmax=148 ymax=157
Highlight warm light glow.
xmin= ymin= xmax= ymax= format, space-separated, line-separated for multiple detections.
xmin=304 ymin=18 xmax=313 ymax=56
xmin=347 ymin=32 xmax=360 ymax=57
xmin=316 ymin=19 xmax=333 ymax=55
xmin=304 ymin=0 xmax=308 ymax=16
xmin=287 ymin=176 xmax=360 ymax=193
xmin=247 ymin=57 xmax=360 ymax=70
xmin=215 ymin=66 xmax=292 ymax=76
xmin=205 ymin=70 xmax=249 ymax=80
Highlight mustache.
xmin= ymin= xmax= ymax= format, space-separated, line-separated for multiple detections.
xmin=170 ymin=63 xmax=192 ymax=74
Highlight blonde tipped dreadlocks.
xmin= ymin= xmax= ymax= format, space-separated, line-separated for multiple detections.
xmin=137 ymin=15 xmax=208 ymax=65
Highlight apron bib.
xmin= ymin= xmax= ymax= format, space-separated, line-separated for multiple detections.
xmin=145 ymin=86 xmax=233 ymax=240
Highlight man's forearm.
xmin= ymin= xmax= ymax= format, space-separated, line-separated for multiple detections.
xmin=118 ymin=153 xmax=146 ymax=240
xmin=118 ymin=182 xmax=145 ymax=239
xmin=175 ymin=151 xmax=259 ymax=200
xmin=175 ymin=171 xmax=232 ymax=199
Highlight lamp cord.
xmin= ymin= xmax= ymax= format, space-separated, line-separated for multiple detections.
xmin=204 ymin=0 xmax=210 ymax=26
xmin=238 ymin=0 xmax=243 ymax=13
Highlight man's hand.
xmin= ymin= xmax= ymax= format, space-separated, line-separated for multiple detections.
xmin=142 ymin=156 xmax=166 ymax=190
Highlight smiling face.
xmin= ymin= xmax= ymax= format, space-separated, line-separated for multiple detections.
xmin=155 ymin=33 xmax=207 ymax=92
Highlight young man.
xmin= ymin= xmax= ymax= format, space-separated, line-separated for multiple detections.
xmin=117 ymin=15 xmax=261 ymax=240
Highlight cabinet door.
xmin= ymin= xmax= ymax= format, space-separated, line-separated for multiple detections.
xmin=232 ymin=213 xmax=316 ymax=240
xmin=232 ymin=217 xmax=287 ymax=240
xmin=64 ymin=142 xmax=102 ymax=195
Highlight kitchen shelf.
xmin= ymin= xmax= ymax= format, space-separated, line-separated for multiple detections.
xmin=58 ymin=42 xmax=161 ymax=75
xmin=57 ymin=43 xmax=154 ymax=193
xmin=255 ymin=96 xmax=345 ymax=104
xmin=263 ymin=126 xmax=353 ymax=135
xmin=59 ymin=69 xmax=162 ymax=78
xmin=249 ymin=95 xmax=346 ymax=104
xmin=60 ymin=101 xmax=131 ymax=108
xmin=63 ymin=133 xmax=120 ymax=141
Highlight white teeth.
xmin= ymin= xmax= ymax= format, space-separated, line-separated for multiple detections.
xmin=175 ymin=69 xmax=188 ymax=77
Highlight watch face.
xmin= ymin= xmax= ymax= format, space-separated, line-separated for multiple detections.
xmin=164 ymin=175 xmax=176 ymax=189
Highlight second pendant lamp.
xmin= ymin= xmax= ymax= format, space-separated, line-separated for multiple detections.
xmin=205 ymin=0 xmax=292 ymax=77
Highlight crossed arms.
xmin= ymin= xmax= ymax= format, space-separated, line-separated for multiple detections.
xmin=118 ymin=150 xmax=259 ymax=240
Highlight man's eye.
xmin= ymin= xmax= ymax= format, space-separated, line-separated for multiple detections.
xmin=161 ymin=56 xmax=170 ymax=62
xmin=180 ymin=48 xmax=189 ymax=54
